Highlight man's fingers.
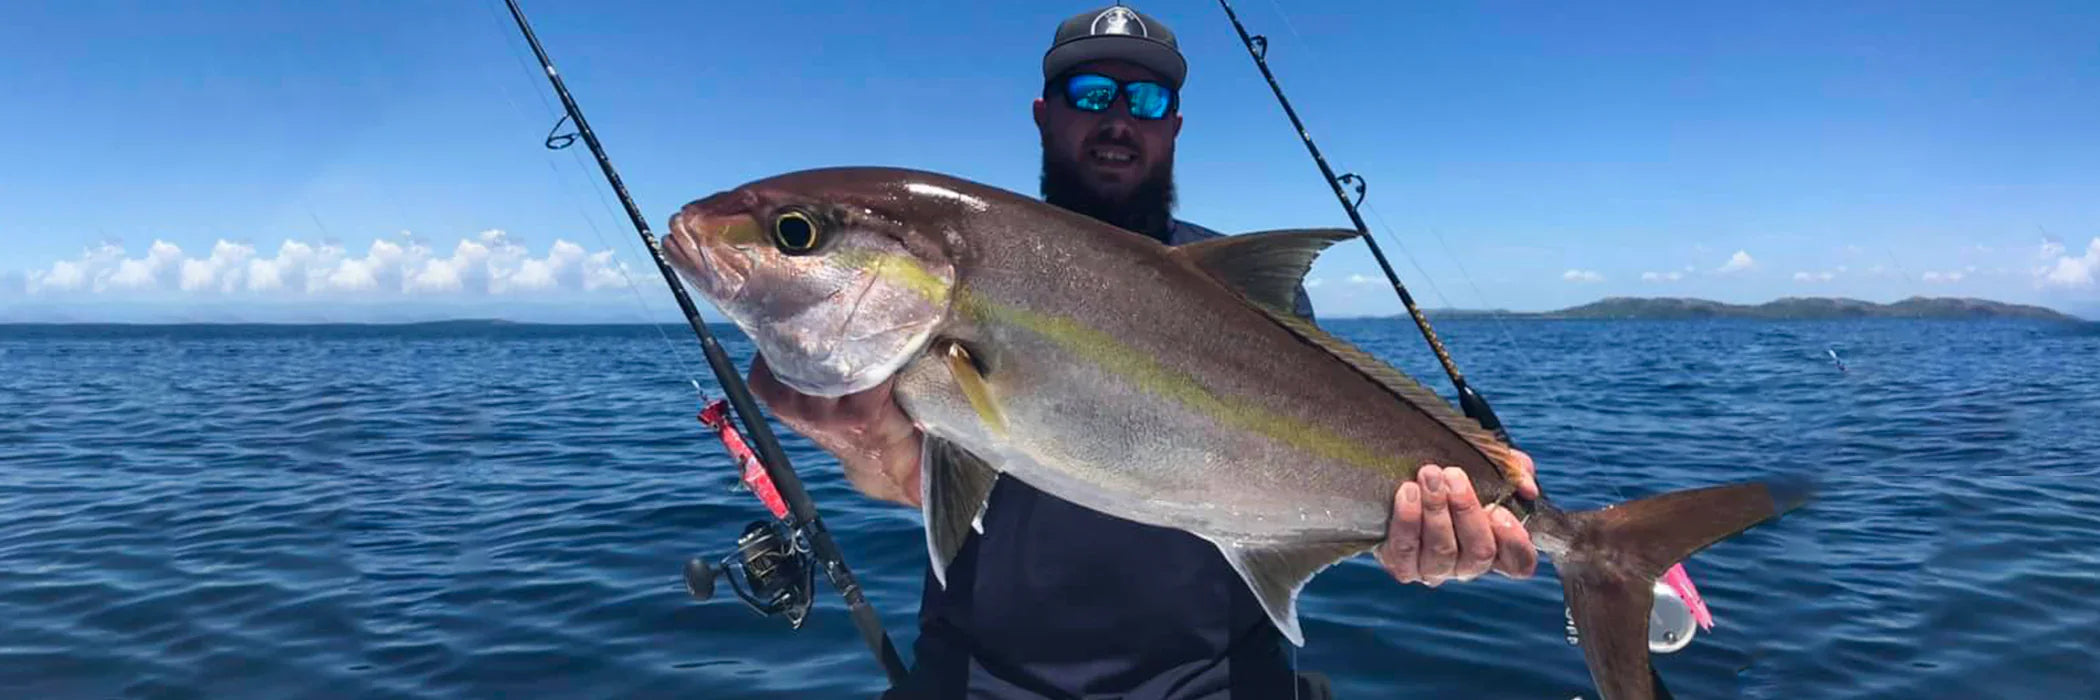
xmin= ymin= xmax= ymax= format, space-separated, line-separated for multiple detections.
xmin=1490 ymin=505 xmax=1538 ymax=578
xmin=1510 ymin=449 xmax=1541 ymax=500
xmin=1417 ymin=466 xmax=1458 ymax=586
xmin=1445 ymin=466 xmax=1497 ymax=580
xmin=1380 ymin=482 xmax=1424 ymax=583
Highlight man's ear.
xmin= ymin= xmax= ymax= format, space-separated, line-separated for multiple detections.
xmin=1033 ymin=97 xmax=1047 ymax=130
xmin=1171 ymin=111 xmax=1182 ymax=138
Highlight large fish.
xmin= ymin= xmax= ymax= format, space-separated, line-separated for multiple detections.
xmin=662 ymin=166 xmax=1804 ymax=699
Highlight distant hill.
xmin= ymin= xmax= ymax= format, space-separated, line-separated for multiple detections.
xmin=1419 ymin=296 xmax=2082 ymax=321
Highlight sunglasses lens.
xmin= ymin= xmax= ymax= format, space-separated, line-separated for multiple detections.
xmin=1064 ymin=74 xmax=1118 ymax=112
xmin=1125 ymin=82 xmax=1172 ymax=119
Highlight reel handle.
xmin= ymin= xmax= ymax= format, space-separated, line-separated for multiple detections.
xmin=684 ymin=556 xmax=720 ymax=602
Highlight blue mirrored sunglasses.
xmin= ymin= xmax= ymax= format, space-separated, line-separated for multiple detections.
xmin=1056 ymin=72 xmax=1176 ymax=120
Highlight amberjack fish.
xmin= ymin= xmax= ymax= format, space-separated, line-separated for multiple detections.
xmin=662 ymin=166 xmax=1806 ymax=700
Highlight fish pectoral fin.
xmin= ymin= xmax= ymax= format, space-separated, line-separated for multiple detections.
xmin=939 ymin=340 xmax=1006 ymax=436
xmin=1172 ymin=228 xmax=1358 ymax=313
xmin=1209 ymin=537 xmax=1377 ymax=647
xmin=921 ymin=434 xmax=1001 ymax=589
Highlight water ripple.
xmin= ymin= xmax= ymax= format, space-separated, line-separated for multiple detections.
xmin=2 ymin=319 xmax=2095 ymax=698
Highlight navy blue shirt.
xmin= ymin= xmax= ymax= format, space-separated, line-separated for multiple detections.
xmin=883 ymin=220 xmax=1320 ymax=699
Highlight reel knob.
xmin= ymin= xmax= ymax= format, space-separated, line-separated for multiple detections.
xmin=684 ymin=556 xmax=719 ymax=602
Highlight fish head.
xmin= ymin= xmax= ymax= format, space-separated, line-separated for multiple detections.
xmin=664 ymin=168 xmax=971 ymax=397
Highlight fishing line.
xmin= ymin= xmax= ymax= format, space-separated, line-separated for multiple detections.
xmin=472 ymin=0 xmax=702 ymax=389
xmin=1366 ymin=203 xmax=1632 ymax=506
xmin=1230 ymin=0 xmax=1634 ymax=505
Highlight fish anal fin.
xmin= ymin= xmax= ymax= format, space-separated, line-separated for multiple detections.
xmin=1174 ymin=229 xmax=1357 ymax=313
xmin=921 ymin=435 xmax=1000 ymax=589
xmin=1209 ymin=537 xmax=1377 ymax=647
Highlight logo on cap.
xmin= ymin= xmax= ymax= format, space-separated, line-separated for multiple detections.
xmin=1090 ymin=6 xmax=1148 ymax=37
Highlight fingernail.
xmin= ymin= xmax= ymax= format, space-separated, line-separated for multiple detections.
xmin=1423 ymin=469 xmax=1444 ymax=494
xmin=1401 ymin=483 xmax=1419 ymax=504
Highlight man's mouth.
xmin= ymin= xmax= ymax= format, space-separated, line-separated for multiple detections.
xmin=1086 ymin=145 xmax=1138 ymax=168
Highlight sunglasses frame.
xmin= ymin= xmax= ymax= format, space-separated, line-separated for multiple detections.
xmin=1048 ymin=71 xmax=1179 ymax=121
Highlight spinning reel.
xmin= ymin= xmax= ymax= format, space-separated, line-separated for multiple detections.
xmin=684 ymin=519 xmax=817 ymax=628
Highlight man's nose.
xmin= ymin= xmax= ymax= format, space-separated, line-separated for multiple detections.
xmin=1093 ymin=114 xmax=1136 ymax=140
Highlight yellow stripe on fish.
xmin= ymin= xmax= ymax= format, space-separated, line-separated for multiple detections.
xmin=837 ymin=248 xmax=1415 ymax=479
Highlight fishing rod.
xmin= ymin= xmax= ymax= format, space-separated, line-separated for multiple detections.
xmin=498 ymin=0 xmax=908 ymax=685
xmin=1211 ymin=0 xmax=1514 ymax=447
xmin=1212 ymin=1 xmax=1693 ymax=696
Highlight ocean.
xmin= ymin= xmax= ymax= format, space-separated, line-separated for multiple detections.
xmin=4 ymin=317 xmax=2096 ymax=699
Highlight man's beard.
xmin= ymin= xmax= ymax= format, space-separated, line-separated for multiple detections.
xmin=1040 ymin=148 xmax=1177 ymax=243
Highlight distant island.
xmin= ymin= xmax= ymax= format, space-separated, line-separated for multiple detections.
xmin=1417 ymin=296 xmax=2084 ymax=322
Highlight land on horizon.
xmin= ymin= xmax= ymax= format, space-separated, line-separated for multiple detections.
xmin=1415 ymin=295 xmax=2084 ymax=321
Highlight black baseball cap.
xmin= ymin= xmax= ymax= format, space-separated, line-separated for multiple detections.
xmin=1042 ymin=3 xmax=1187 ymax=90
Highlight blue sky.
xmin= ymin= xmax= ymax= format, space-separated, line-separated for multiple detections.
xmin=2 ymin=0 xmax=2096 ymax=322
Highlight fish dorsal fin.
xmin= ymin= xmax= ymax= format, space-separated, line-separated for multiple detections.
xmin=1174 ymin=229 xmax=1359 ymax=313
xmin=1251 ymin=300 xmax=1519 ymax=475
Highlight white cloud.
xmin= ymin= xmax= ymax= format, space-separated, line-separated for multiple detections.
xmin=1305 ymin=278 xmax=1326 ymax=288
xmin=1346 ymin=274 xmax=1374 ymax=285
xmin=1922 ymin=270 xmax=1966 ymax=283
xmin=106 ymin=240 xmax=185 ymax=291
xmin=1641 ymin=271 xmax=1684 ymax=282
xmin=1793 ymin=271 xmax=1835 ymax=282
xmin=180 ymin=240 xmax=257 ymax=293
xmin=1562 ymin=269 xmax=1603 ymax=283
xmin=1715 ymin=250 xmax=1756 ymax=274
xmin=20 ymin=232 xmax=635 ymax=298
xmin=2034 ymin=237 xmax=2098 ymax=289
xmin=2040 ymin=239 xmax=2068 ymax=260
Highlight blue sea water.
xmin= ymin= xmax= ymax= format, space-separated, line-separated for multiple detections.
xmin=3 ymin=317 xmax=2097 ymax=699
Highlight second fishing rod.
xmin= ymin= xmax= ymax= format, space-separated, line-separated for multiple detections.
xmin=1211 ymin=0 xmax=1517 ymax=449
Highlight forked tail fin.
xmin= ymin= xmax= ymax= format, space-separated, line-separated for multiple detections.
xmin=1558 ymin=481 xmax=1808 ymax=699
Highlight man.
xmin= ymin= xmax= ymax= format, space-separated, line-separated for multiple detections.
xmin=747 ymin=5 xmax=1541 ymax=697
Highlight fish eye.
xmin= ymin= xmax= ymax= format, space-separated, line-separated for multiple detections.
xmin=771 ymin=209 xmax=821 ymax=254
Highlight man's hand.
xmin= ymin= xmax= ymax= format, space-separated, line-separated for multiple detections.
xmin=1376 ymin=450 xmax=1540 ymax=586
xmin=747 ymin=356 xmax=925 ymax=508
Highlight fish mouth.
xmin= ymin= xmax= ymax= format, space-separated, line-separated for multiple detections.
xmin=665 ymin=204 xmax=755 ymax=303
